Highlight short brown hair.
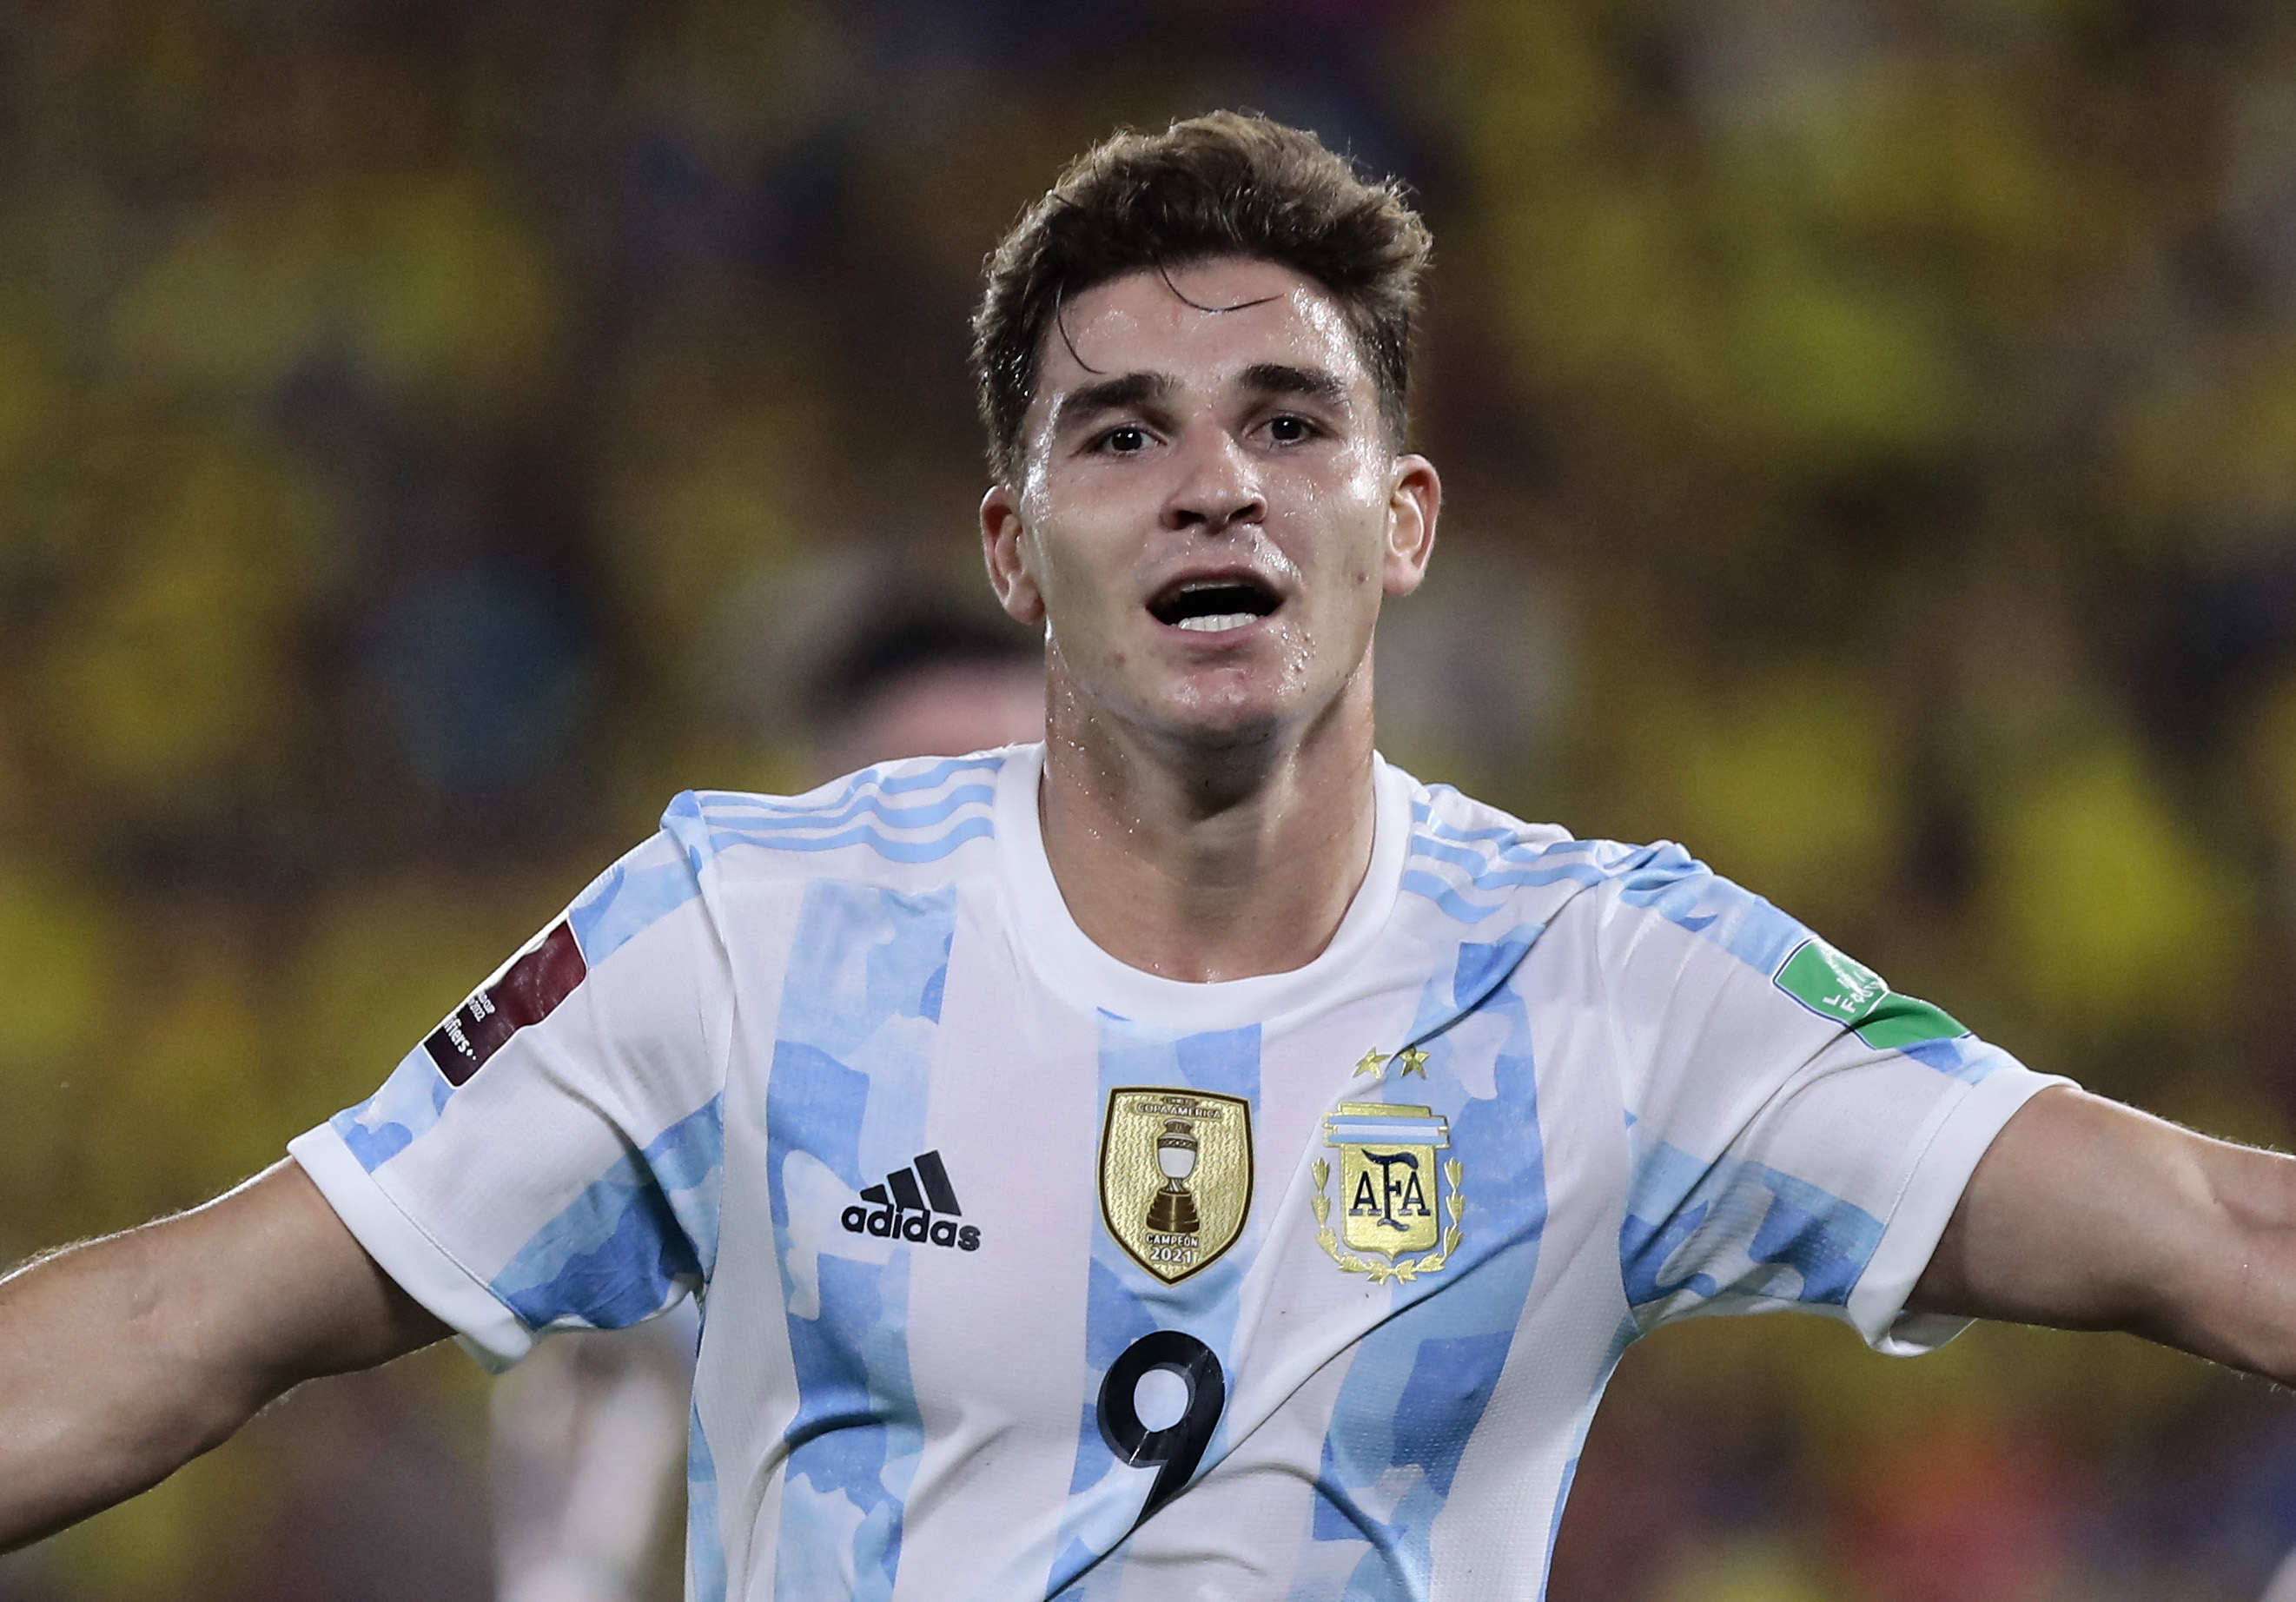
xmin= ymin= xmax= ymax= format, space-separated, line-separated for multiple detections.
xmin=970 ymin=111 xmax=1433 ymax=482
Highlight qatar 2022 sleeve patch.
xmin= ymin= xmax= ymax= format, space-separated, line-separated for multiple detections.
xmin=1772 ymin=936 xmax=1967 ymax=1052
xmin=423 ymin=921 xmax=587 ymax=1086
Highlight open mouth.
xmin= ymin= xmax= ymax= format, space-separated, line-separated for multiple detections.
xmin=1147 ymin=577 xmax=1282 ymax=634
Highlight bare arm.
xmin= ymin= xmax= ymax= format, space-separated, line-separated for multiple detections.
xmin=1909 ymin=1085 xmax=2296 ymax=1380
xmin=0 ymin=1159 xmax=447 ymax=1551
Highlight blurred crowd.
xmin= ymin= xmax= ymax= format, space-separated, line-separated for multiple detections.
xmin=6 ymin=0 xmax=2296 ymax=1598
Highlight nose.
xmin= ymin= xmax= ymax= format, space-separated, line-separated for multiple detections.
xmin=1161 ymin=426 xmax=1264 ymax=535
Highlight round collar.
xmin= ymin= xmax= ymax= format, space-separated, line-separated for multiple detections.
xmin=993 ymin=741 xmax=1411 ymax=1031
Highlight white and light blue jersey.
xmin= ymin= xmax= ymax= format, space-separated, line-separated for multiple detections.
xmin=289 ymin=744 xmax=2065 ymax=1602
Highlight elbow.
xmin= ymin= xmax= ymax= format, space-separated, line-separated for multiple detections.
xmin=2143 ymin=1146 xmax=2296 ymax=1384
xmin=110 ymin=1241 xmax=276 ymax=1461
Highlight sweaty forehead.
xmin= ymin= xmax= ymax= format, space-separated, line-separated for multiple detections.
xmin=1031 ymin=260 xmax=1367 ymax=416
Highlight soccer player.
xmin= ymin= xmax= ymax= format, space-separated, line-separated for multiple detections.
xmin=4 ymin=111 xmax=2295 ymax=1601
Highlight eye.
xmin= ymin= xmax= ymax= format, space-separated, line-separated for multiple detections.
xmin=1096 ymin=425 xmax=1151 ymax=455
xmin=1263 ymin=414 xmax=1317 ymax=445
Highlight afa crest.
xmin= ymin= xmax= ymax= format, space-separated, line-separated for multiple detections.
xmin=1100 ymin=1089 xmax=1254 ymax=1283
xmin=1313 ymin=1102 xmax=1464 ymax=1284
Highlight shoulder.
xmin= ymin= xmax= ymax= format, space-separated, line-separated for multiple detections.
xmin=1394 ymin=776 xmax=1804 ymax=968
xmin=657 ymin=749 xmax=1014 ymax=891
xmin=567 ymin=752 xmax=1012 ymax=969
xmin=1396 ymin=777 xmax=1688 ymax=920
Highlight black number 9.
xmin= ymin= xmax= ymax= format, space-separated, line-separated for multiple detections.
xmin=1096 ymin=1330 xmax=1227 ymax=1526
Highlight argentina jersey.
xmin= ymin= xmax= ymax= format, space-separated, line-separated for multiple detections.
xmin=289 ymin=744 xmax=2068 ymax=1601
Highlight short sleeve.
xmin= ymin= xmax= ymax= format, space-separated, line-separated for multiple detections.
xmin=288 ymin=818 xmax=732 ymax=1372
xmin=1594 ymin=851 xmax=2070 ymax=1356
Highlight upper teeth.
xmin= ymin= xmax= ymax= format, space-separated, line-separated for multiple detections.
xmin=1178 ymin=613 xmax=1255 ymax=632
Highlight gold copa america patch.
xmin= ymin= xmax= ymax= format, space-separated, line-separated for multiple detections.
xmin=1312 ymin=1102 xmax=1463 ymax=1284
xmin=1100 ymin=1088 xmax=1254 ymax=1283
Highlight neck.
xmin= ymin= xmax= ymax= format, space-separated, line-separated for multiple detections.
xmin=1037 ymin=665 xmax=1380 ymax=983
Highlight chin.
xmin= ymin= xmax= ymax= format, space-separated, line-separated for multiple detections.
xmin=1141 ymin=679 xmax=1301 ymax=751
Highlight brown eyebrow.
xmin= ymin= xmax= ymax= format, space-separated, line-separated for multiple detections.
xmin=1049 ymin=372 xmax=1177 ymax=437
xmin=1237 ymin=362 xmax=1352 ymax=412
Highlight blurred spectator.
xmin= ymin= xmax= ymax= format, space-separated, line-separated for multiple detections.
xmin=804 ymin=595 xmax=1050 ymax=784
xmin=491 ymin=1308 xmax=693 ymax=1602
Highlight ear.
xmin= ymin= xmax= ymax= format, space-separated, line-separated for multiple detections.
xmin=1380 ymin=454 xmax=1441 ymax=598
xmin=981 ymin=484 xmax=1046 ymax=625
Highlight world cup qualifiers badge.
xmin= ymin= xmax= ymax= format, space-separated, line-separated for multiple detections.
xmin=1100 ymin=1089 xmax=1254 ymax=1283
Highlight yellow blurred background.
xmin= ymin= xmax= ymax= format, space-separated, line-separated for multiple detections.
xmin=5 ymin=1 xmax=2296 ymax=1598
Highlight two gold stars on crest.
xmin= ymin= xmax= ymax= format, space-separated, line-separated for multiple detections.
xmin=1354 ymin=1045 xmax=1429 ymax=1079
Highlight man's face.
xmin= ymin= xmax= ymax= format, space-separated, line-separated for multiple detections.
xmin=980 ymin=258 xmax=1438 ymax=750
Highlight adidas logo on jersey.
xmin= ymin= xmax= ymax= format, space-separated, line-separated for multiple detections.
xmin=841 ymin=1149 xmax=981 ymax=1251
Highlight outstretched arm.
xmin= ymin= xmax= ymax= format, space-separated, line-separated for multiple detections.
xmin=0 ymin=1159 xmax=447 ymax=1551
xmin=1910 ymin=1085 xmax=2296 ymax=1380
